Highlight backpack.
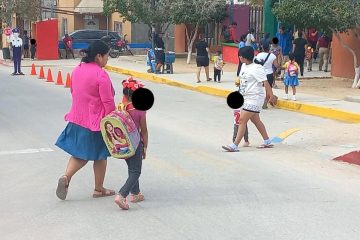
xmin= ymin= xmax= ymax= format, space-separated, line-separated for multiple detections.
xmin=100 ymin=104 xmax=140 ymax=159
xmin=287 ymin=61 xmax=299 ymax=77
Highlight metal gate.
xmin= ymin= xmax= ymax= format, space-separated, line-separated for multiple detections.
xmin=249 ymin=5 xmax=264 ymax=41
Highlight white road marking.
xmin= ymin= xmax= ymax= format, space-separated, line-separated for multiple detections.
xmin=0 ymin=148 xmax=54 ymax=155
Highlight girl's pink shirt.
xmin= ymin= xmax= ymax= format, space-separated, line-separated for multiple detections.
xmin=65 ymin=62 xmax=116 ymax=131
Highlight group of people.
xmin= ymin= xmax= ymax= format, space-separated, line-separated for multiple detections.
xmin=55 ymin=40 xmax=148 ymax=210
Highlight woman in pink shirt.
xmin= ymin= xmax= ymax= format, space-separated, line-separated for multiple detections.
xmin=55 ymin=40 xmax=116 ymax=200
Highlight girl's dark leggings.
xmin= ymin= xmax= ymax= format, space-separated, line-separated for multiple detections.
xmin=233 ymin=124 xmax=249 ymax=143
xmin=119 ymin=143 xmax=143 ymax=197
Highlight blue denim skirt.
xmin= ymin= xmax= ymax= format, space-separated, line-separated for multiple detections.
xmin=55 ymin=122 xmax=110 ymax=161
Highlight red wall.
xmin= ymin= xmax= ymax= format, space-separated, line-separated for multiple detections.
xmin=223 ymin=5 xmax=251 ymax=41
xmin=332 ymin=30 xmax=360 ymax=79
xmin=223 ymin=45 xmax=239 ymax=64
xmin=35 ymin=19 xmax=59 ymax=60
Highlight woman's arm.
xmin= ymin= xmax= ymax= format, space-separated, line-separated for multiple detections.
xmin=99 ymin=72 xmax=116 ymax=115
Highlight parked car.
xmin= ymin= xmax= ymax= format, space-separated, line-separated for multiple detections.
xmin=59 ymin=29 xmax=122 ymax=50
xmin=69 ymin=29 xmax=121 ymax=44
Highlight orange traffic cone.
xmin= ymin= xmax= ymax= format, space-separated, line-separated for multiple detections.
xmin=65 ymin=73 xmax=71 ymax=88
xmin=30 ymin=63 xmax=37 ymax=75
xmin=39 ymin=66 xmax=45 ymax=79
xmin=46 ymin=69 xmax=54 ymax=82
xmin=56 ymin=71 xmax=63 ymax=85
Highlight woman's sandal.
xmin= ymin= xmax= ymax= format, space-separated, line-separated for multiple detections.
xmin=93 ymin=188 xmax=115 ymax=198
xmin=56 ymin=175 xmax=69 ymax=200
xmin=115 ymin=194 xmax=129 ymax=210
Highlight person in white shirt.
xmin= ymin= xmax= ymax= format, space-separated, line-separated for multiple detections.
xmin=10 ymin=28 xmax=24 ymax=76
xmin=222 ymin=46 xmax=277 ymax=152
xmin=254 ymin=44 xmax=281 ymax=108
xmin=245 ymin=28 xmax=256 ymax=47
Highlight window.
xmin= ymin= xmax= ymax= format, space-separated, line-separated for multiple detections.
xmin=114 ymin=21 xmax=122 ymax=35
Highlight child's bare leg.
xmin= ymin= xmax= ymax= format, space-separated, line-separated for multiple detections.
xmin=285 ymin=85 xmax=289 ymax=94
xmin=250 ymin=113 xmax=270 ymax=141
xmin=292 ymin=86 xmax=296 ymax=95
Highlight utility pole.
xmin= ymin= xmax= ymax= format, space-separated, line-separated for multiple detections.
xmin=151 ymin=0 xmax=156 ymax=50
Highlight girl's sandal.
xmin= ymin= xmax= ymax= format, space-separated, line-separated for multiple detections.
xmin=257 ymin=144 xmax=274 ymax=149
xmin=130 ymin=193 xmax=145 ymax=203
xmin=93 ymin=188 xmax=115 ymax=198
xmin=115 ymin=194 xmax=129 ymax=210
xmin=56 ymin=175 xmax=69 ymax=200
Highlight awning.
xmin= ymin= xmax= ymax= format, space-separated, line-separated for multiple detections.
xmin=74 ymin=0 xmax=103 ymax=14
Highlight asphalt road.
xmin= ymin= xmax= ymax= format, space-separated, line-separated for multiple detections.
xmin=1 ymin=64 xmax=360 ymax=240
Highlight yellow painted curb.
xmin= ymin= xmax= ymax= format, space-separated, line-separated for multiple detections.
xmin=105 ymin=65 xmax=360 ymax=124
xmin=276 ymin=100 xmax=360 ymax=123
xmin=277 ymin=128 xmax=301 ymax=139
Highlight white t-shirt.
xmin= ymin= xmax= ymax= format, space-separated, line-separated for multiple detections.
xmin=239 ymin=63 xmax=267 ymax=101
xmin=10 ymin=35 xmax=23 ymax=47
xmin=254 ymin=52 xmax=277 ymax=75
xmin=245 ymin=33 xmax=255 ymax=46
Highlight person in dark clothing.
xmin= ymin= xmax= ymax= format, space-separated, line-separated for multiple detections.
xmin=292 ymin=31 xmax=308 ymax=76
xmin=154 ymin=32 xmax=165 ymax=73
xmin=195 ymin=34 xmax=211 ymax=83
xmin=260 ymin=33 xmax=271 ymax=52
xmin=22 ymin=30 xmax=30 ymax=58
xmin=30 ymin=39 xmax=36 ymax=60
xmin=63 ymin=34 xmax=75 ymax=59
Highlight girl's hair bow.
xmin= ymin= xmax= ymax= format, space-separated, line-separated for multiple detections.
xmin=122 ymin=76 xmax=144 ymax=91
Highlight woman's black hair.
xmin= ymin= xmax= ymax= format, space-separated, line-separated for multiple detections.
xmin=272 ymin=37 xmax=279 ymax=44
xmin=80 ymin=40 xmax=110 ymax=63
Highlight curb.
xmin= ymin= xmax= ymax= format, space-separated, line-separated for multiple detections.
xmin=105 ymin=65 xmax=360 ymax=124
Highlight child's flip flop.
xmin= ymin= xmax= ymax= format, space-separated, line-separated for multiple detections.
xmin=222 ymin=145 xmax=239 ymax=152
xmin=257 ymin=144 xmax=274 ymax=149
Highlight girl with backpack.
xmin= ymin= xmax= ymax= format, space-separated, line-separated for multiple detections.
xmin=283 ymin=54 xmax=300 ymax=101
xmin=115 ymin=77 xmax=149 ymax=210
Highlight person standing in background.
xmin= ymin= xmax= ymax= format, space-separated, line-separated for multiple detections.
xmin=292 ymin=31 xmax=308 ymax=77
xmin=276 ymin=26 xmax=292 ymax=79
xmin=195 ymin=34 xmax=211 ymax=83
xmin=229 ymin=22 xmax=239 ymax=44
xmin=30 ymin=38 xmax=36 ymax=60
xmin=22 ymin=30 xmax=30 ymax=58
xmin=307 ymin=28 xmax=319 ymax=62
xmin=317 ymin=34 xmax=331 ymax=72
xmin=10 ymin=28 xmax=24 ymax=76
xmin=154 ymin=32 xmax=166 ymax=74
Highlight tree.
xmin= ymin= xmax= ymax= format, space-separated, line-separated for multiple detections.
xmin=103 ymin=0 xmax=172 ymax=43
xmin=169 ymin=0 xmax=227 ymax=63
xmin=0 ymin=0 xmax=41 ymax=26
xmin=273 ymin=0 xmax=360 ymax=88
